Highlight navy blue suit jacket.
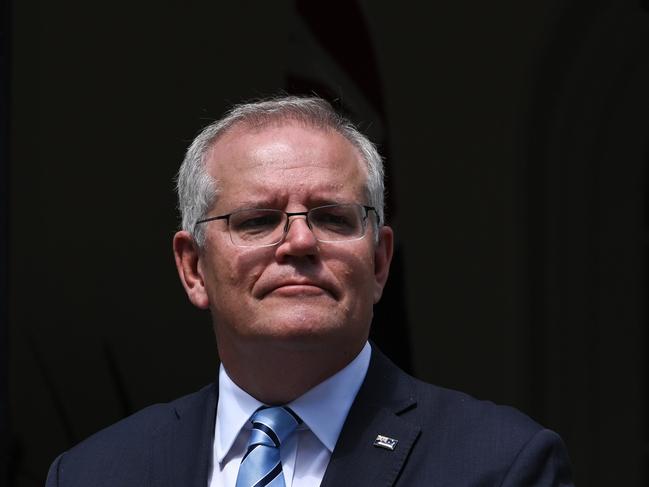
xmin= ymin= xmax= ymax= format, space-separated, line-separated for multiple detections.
xmin=46 ymin=348 xmax=574 ymax=486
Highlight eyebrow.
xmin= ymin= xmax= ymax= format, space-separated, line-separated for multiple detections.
xmin=228 ymin=196 xmax=353 ymax=211
xmin=229 ymin=199 xmax=279 ymax=210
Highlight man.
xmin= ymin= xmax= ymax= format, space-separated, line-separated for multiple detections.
xmin=46 ymin=96 xmax=574 ymax=486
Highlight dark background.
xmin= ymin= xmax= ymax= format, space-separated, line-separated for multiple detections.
xmin=3 ymin=0 xmax=649 ymax=485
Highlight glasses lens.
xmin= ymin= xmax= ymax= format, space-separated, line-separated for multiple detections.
xmin=228 ymin=209 xmax=285 ymax=246
xmin=309 ymin=204 xmax=365 ymax=241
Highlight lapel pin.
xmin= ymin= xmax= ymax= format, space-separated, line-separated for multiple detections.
xmin=373 ymin=434 xmax=398 ymax=451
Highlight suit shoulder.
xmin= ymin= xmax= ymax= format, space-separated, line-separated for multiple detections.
xmin=393 ymin=377 xmax=573 ymax=485
xmin=411 ymin=377 xmax=542 ymax=437
xmin=72 ymin=383 xmax=215 ymax=448
xmin=369 ymin=347 xmax=543 ymax=441
xmin=48 ymin=384 xmax=216 ymax=485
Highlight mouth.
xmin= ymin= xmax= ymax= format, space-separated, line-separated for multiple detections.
xmin=258 ymin=279 xmax=337 ymax=299
xmin=269 ymin=284 xmax=329 ymax=297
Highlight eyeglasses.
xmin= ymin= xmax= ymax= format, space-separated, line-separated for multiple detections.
xmin=195 ymin=203 xmax=378 ymax=247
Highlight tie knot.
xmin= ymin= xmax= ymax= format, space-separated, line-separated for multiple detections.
xmin=249 ymin=406 xmax=301 ymax=448
xmin=236 ymin=407 xmax=300 ymax=487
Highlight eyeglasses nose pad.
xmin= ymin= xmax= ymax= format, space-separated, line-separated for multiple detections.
xmin=284 ymin=215 xmax=315 ymax=240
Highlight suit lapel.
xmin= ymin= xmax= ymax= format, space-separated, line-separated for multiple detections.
xmin=148 ymin=349 xmax=417 ymax=487
xmin=150 ymin=383 xmax=218 ymax=487
xmin=320 ymin=348 xmax=421 ymax=487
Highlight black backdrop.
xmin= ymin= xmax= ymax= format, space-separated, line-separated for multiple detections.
xmin=3 ymin=1 xmax=648 ymax=485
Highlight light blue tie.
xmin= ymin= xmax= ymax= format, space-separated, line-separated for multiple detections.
xmin=235 ymin=406 xmax=301 ymax=487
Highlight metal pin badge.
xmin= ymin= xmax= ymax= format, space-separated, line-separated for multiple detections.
xmin=373 ymin=434 xmax=398 ymax=451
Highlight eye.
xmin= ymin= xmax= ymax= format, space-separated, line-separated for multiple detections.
xmin=231 ymin=210 xmax=283 ymax=234
xmin=239 ymin=215 xmax=276 ymax=229
xmin=311 ymin=206 xmax=359 ymax=234
xmin=318 ymin=212 xmax=352 ymax=226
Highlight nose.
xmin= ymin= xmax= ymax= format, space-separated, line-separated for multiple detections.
xmin=275 ymin=215 xmax=318 ymax=258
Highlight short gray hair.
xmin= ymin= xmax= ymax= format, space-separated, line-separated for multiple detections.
xmin=176 ymin=96 xmax=385 ymax=246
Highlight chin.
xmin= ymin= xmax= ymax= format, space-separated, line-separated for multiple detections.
xmin=252 ymin=307 xmax=348 ymax=343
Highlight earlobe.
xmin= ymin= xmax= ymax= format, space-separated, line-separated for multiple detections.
xmin=173 ymin=231 xmax=210 ymax=309
xmin=373 ymin=225 xmax=394 ymax=303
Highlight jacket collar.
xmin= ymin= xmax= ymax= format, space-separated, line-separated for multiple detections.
xmin=151 ymin=346 xmax=419 ymax=487
xmin=320 ymin=347 xmax=421 ymax=487
xmin=151 ymin=383 xmax=218 ymax=487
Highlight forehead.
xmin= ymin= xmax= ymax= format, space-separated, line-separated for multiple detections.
xmin=205 ymin=122 xmax=368 ymax=207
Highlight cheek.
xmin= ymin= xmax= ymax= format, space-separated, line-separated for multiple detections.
xmin=209 ymin=250 xmax=267 ymax=296
xmin=332 ymin=248 xmax=376 ymax=295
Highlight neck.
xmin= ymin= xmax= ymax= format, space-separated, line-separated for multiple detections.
xmin=218 ymin=338 xmax=366 ymax=404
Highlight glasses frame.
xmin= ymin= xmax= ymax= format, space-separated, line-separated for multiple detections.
xmin=195 ymin=203 xmax=379 ymax=247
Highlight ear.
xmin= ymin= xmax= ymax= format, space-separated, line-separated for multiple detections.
xmin=173 ymin=231 xmax=210 ymax=309
xmin=373 ymin=225 xmax=394 ymax=303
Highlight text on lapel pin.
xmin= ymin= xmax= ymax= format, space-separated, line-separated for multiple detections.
xmin=373 ymin=434 xmax=398 ymax=451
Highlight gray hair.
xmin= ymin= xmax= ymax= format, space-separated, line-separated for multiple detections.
xmin=176 ymin=96 xmax=385 ymax=246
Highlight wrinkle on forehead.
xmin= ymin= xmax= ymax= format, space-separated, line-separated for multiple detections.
xmin=204 ymin=122 xmax=369 ymax=212
xmin=250 ymin=141 xmax=327 ymax=169
xmin=207 ymin=123 xmax=367 ymax=175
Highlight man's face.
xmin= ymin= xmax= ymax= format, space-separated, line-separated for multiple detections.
xmin=175 ymin=121 xmax=393 ymax=359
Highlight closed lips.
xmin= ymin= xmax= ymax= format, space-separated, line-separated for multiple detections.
xmin=257 ymin=278 xmax=337 ymax=299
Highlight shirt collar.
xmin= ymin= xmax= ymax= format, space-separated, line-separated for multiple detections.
xmin=214 ymin=365 xmax=264 ymax=464
xmin=215 ymin=341 xmax=371 ymax=462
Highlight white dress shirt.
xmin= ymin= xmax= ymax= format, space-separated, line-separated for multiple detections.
xmin=208 ymin=342 xmax=372 ymax=487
